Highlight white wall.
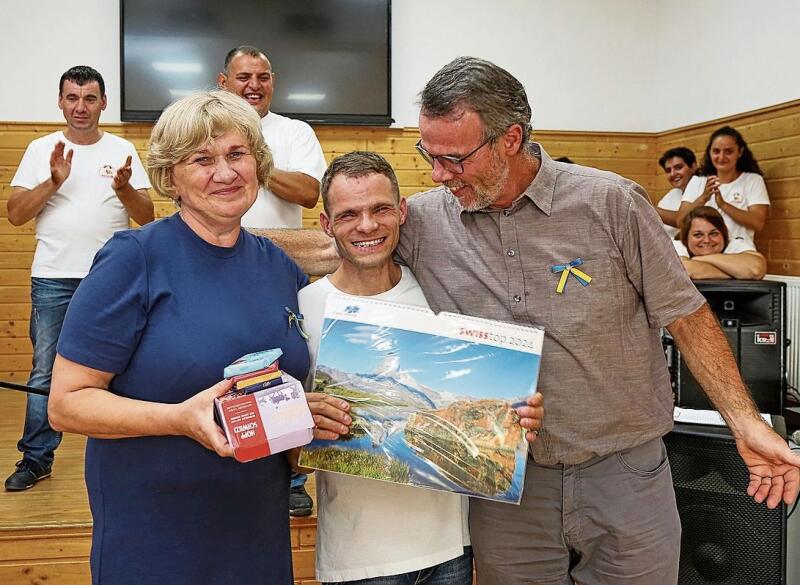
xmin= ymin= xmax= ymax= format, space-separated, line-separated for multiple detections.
xmin=654 ymin=0 xmax=800 ymax=131
xmin=0 ymin=0 xmax=797 ymax=132
xmin=392 ymin=0 xmax=657 ymax=131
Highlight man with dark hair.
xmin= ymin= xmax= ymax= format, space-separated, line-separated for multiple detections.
xmin=300 ymin=151 xmax=542 ymax=585
xmin=218 ymin=44 xmax=326 ymax=229
xmin=5 ymin=65 xmax=153 ymax=491
xmin=657 ymin=146 xmax=697 ymax=237
xmin=219 ymin=44 xmax=327 ymax=516
xmin=396 ymin=56 xmax=799 ymax=585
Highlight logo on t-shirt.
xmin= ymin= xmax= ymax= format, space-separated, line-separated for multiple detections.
xmin=100 ymin=164 xmax=114 ymax=178
xmin=731 ymin=192 xmax=743 ymax=204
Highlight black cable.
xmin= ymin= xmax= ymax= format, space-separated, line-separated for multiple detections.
xmin=0 ymin=380 xmax=48 ymax=396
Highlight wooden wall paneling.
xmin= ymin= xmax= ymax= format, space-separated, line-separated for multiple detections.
xmin=1 ymin=103 xmax=799 ymax=380
xmin=655 ymin=100 xmax=800 ymax=275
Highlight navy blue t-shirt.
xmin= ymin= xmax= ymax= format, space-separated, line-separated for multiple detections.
xmin=58 ymin=214 xmax=310 ymax=585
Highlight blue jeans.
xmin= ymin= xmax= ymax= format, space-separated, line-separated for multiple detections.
xmin=325 ymin=547 xmax=473 ymax=585
xmin=17 ymin=277 xmax=81 ymax=468
xmin=291 ymin=471 xmax=307 ymax=488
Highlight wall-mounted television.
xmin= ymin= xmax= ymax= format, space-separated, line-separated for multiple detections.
xmin=120 ymin=0 xmax=391 ymax=125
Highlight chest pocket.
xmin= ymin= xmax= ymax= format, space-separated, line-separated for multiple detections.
xmin=539 ymin=257 xmax=619 ymax=339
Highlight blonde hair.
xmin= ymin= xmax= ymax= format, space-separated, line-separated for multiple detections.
xmin=147 ymin=90 xmax=272 ymax=199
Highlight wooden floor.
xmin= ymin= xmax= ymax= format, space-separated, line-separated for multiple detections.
xmin=0 ymin=390 xmax=320 ymax=584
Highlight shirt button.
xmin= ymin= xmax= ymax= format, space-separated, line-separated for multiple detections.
xmin=513 ymin=295 xmax=522 ymax=302
xmin=507 ymin=249 xmax=516 ymax=257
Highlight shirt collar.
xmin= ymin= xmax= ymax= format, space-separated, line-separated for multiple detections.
xmin=521 ymin=143 xmax=555 ymax=217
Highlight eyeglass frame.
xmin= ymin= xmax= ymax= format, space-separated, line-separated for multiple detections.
xmin=415 ymin=135 xmax=496 ymax=174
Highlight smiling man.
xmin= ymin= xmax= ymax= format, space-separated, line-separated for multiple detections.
xmin=393 ymin=56 xmax=800 ymax=585
xmin=5 ymin=65 xmax=153 ymax=491
xmin=297 ymin=151 xmax=478 ymax=585
xmin=218 ymin=45 xmax=326 ymax=230
xmin=657 ymin=146 xmax=697 ymax=238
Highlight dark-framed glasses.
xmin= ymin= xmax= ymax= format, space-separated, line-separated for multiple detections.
xmin=415 ymin=135 xmax=495 ymax=174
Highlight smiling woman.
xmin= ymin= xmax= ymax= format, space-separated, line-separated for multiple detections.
xmin=46 ymin=90 xmax=352 ymax=585
xmin=674 ymin=207 xmax=766 ymax=280
xmin=676 ymin=126 xmax=770 ymax=242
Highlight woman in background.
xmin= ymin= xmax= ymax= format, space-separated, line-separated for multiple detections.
xmin=674 ymin=206 xmax=766 ymax=280
xmin=677 ymin=125 xmax=769 ymax=242
xmin=48 ymin=90 xmax=350 ymax=585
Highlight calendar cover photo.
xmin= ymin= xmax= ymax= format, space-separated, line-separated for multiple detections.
xmin=299 ymin=294 xmax=544 ymax=504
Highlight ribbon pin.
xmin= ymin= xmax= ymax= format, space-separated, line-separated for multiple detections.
xmin=285 ymin=306 xmax=310 ymax=340
xmin=551 ymin=258 xmax=592 ymax=294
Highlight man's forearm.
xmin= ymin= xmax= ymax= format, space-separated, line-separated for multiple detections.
xmin=115 ymin=186 xmax=155 ymax=226
xmin=657 ymin=207 xmax=678 ymax=228
xmin=268 ymin=170 xmax=320 ymax=209
xmin=667 ymin=303 xmax=762 ymax=435
xmin=6 ymin=182 xmax=59 ymax=226
xmin=250 ymin=227 xmax=340 ymax=276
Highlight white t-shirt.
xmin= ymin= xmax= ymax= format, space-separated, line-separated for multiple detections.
xmin=681 ymin=173 xmax=769 ymax=242
xmin=672 ymin=237 xmax=757 ymax=258
xmin=657 ymin=187 xmax=683 ymax=239
xmin=241 ymin=111 xmax=327 ymax=229
xmin=11 ymin=131 xmax=150 ymax=278
xmin=298 ymin=266 xmax=470 ymax=583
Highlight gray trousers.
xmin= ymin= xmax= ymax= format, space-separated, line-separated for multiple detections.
xmin=470 ymin=437 xmax=680 ymax=585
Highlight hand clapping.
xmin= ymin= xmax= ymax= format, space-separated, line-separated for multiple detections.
xmin=49 ymin=141 xmax=73 ymax=187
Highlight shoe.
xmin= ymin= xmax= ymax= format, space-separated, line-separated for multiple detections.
xmin=5 ymin=459 xmax=52 ymax=491
xmin=289 ymin=484 xmax=313 ymax=517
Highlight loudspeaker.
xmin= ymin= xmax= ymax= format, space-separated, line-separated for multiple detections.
xmin=665 ymin=423 xmax=786 ymax=584
xmin=673 ymin=280 xmax=786 ymax=415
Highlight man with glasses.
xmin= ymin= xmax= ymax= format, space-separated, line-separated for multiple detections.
xmin=265 ymin=56 xmax=800 ymax=585
xmin=396 ymin=56 xmax=800 ymax=585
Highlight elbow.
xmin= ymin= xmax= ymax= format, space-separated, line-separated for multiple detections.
xmin=7 ymin=207 xmax=25 ymax=226
xmin=47 ymin=396 xmax=68 ymax=432
xmin=301 ymin=191 xmax=320 ymax=210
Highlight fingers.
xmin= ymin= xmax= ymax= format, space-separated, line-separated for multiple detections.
xmin=515 ymin=392 xmax=543 ymax=443
xmin=307 ymin=392 xmax=351 ymax=438
xmin=65 ymin=148 xmax=74 ymax=164
xmin=783 ymin=468 xmax=800 ymax=505
xmin=124 ymin=155 xmax=132 ymax=169
xmin=207 ymin=424 xmax=234 ymax=458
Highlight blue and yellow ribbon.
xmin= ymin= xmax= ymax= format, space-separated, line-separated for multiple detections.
xmin=551 ymin=258 xmax=592 ymax=294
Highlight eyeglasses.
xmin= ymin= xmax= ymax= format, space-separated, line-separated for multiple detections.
xmin=415 ymin=136 xmax=495 ymax=174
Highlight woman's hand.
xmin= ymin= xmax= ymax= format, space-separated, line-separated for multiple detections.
xmin=177 ymin=378 xmax=236 ymax=458
xmin=516 ymin=392 xmax=544 ymax=443
xmin=306 ymin=392 xmax=351 ymax=440
xmin=700 ymin=175 xmax=720 ymax=205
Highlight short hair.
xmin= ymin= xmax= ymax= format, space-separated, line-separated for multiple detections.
xmin=59 ymin=65 xmax=105 ymax=96
xmin=679 ymin=206 xmax=729 ymax=257
xmin=320 ymin=151 xmax=400 ymax=214
xmin=418 ymin=56 xmax=532 ymax=143
xmin=658 ymin=147 xmax=696 ymax=170
xmin=701 ymin=126 xmax=762 ymax=176
xmin=223 ymin=45 xmax=268 ymax=74
xmin=147 ymin=90 xmax=273 ymax=200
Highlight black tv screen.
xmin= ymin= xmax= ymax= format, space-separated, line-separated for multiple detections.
xmin=121 ymin=0 xmax=391 ymax=124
